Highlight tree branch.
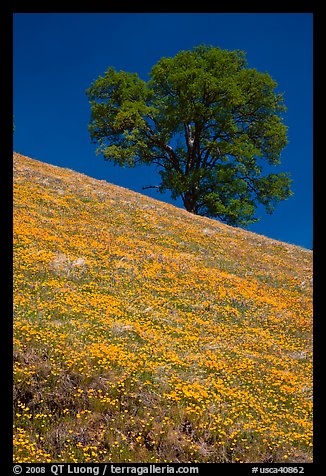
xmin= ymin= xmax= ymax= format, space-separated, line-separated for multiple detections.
xmin=143 ymin=125 xmax=182 ymax=172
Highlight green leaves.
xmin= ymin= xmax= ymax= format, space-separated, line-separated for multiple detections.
xmin=86 ymin=45 xmax=292 ymax=226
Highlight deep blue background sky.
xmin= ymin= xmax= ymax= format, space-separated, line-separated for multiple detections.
xmin=13 ymin=13 xmax=313 ymax=249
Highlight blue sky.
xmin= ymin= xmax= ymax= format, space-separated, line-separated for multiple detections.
xmin=13 ymin=13 xmax=313 ymax=249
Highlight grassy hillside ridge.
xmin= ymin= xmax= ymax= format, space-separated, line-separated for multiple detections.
xmin=13 ymin=152 xmax=312 ymax=463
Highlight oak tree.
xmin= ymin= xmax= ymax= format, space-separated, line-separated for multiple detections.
xmin=86 ymin=45 xmax=292 ymax=226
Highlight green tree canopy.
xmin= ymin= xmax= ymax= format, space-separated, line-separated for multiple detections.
xmin=86 ymin=45 xmax=292 ymax=226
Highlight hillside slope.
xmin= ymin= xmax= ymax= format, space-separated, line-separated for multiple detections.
xmin=13 ymin=152 xmax=313 ymax=463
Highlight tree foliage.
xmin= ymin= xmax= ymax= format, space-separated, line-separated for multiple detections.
xmin=86 ymin=45 xmax=292 ymax=226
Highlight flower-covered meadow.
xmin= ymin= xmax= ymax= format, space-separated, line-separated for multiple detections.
xmin=13 ymin=153 xmax=313 ymax=463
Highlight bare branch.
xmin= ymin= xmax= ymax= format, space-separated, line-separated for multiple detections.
xmin=142 ymin=185 xmax=160 ymax=190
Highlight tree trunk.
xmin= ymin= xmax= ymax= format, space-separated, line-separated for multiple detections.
xmin=183 ymin=191 xmax=198 ymax=214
